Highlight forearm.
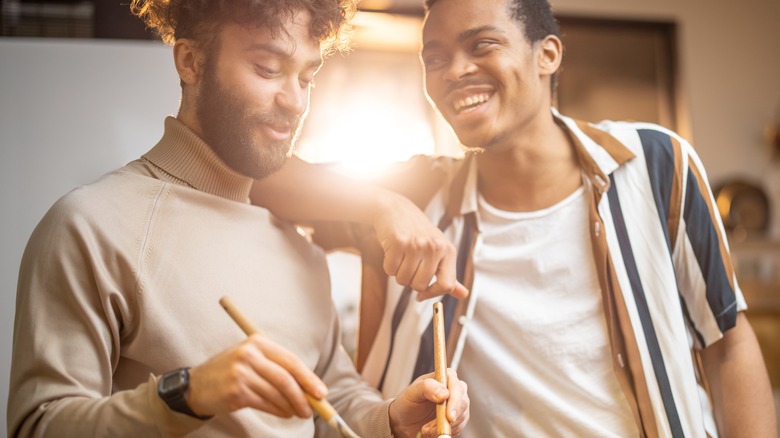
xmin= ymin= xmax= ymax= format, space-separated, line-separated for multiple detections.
xmin=253 ymin=155 xmax=468 ymax=299
xmin=701 ymin=312 xmax=777 ymax=437
xmin=250 ymin=155 xmax=406 ymax=225
xmin=10 ymin=376 xmax=202 ymax=438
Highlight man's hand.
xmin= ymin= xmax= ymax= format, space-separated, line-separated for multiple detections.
xmin=182 ymin=334 xmax=327 ymax=418
xmin=388 ymin=369 xmax=470 ymax=437
xmin=373 ymin=195 xmax=468 ymax=301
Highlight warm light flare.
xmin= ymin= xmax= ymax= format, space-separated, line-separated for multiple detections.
xmin=294 ymin=11 xmax=461 ymax=179
xmin=298 ymin=95 xmax=435 ymax=178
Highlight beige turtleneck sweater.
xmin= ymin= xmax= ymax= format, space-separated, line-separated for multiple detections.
xmin=8 ymin=117 xmax=392 ymax=437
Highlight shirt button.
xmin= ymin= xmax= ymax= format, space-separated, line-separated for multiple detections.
xmin=458 ymin=315 xmax=469 ymax=326
xmin=594 ymin=221 xmax=601 ymax=236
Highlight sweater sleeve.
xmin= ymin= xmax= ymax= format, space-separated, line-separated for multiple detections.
xmin=7 ymin=192 xmax=205 ymax=437
xmin=312 ymin=301 xmax=394 ymax=438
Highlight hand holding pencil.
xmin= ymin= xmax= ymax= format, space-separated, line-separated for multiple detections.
xmin=386 ymin=302 xmax=471 ymax=438
xmin=177 ymin=299 xmax=333 ymax=422
xmin=219 ymin=296 xmax=361 ymax=438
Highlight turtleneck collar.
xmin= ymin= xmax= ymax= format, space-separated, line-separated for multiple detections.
xmin=143 ymin=116 xmax=254 ymax=203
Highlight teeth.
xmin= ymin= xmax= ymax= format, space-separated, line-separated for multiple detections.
xmin=454 ymin=94 xmax=489 ymax=113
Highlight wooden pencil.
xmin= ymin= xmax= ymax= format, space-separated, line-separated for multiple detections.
xmin=433 ymin=301 xmax=452 ymax=438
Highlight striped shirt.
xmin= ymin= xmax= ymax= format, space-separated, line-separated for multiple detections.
xmin=329 ymin=109 xmax=745 ymax=437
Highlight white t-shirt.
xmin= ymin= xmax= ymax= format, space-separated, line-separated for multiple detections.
xmin=458 ymin=186 xmax=639 ymax=437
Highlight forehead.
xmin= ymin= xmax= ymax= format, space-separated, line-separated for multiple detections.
xmin=217 ymin=11 xmax=323 ymax=62
xmin=423 ymin=0 xmax=514 ymax=42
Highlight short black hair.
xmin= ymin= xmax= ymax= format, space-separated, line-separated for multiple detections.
xmin=425 ymin=0 xmax=559 ymax=44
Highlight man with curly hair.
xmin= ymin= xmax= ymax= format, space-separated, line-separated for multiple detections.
xmin=7 ymin=1 xmax=470 ymax=436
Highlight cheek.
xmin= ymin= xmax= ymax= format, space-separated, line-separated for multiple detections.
xmin=425 ymin=79 xmax=446 ymax=110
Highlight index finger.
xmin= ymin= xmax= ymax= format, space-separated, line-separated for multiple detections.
xmin=254 ymin=336 xmax=328 ymax=400
xmin=444 ymin=368 xmax=468 ymax=423
xmin=417 ymin=248 xmax=469 ymax=301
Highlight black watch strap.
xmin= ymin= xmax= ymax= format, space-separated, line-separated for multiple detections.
xmin=157 ymin=368 xmax=212 ymax=420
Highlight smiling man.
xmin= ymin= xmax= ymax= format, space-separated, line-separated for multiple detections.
xmin=277 ymin=0 xmax=776 ymax=436
xmin=6 ymin=1 xmax=470 ymax=437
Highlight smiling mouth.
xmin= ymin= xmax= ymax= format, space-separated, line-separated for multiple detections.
xmin=453 ymin=93 xmax=491 ymax=114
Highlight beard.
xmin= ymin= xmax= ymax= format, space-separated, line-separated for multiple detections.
xmin=195 ymin=61 xmax=302 ymax=180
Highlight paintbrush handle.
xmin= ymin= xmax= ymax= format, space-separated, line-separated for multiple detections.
xmin=219 ymin=296 xmax=262 ymax=336
xmin=219 ymin=296 xmax=361 ymax=438
xmin=433 ymin=302 xmax=451 ymax=437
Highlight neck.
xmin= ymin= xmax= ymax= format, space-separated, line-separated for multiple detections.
xmin=475 ymin=115 xmax=582 ymax=212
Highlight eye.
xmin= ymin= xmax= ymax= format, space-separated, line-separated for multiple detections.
xmin=472 ymin=39 xmax=498 ymax=54
xmin=255 ymin=65 xmax=279 ymax=78
xmin=422 ymin=53 xmax=447 ymax=71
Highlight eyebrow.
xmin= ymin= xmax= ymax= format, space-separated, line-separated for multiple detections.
xmin=247 ymin=42 xmax=323 ymax=69
xmin=422 ymin=24 xmax=506 ymax=52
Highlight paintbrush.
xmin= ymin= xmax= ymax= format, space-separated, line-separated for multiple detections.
xmin=219 ymin=296 xmax=361 ymax=438
xmin=433 ymin=301 xmax=451 ymax=438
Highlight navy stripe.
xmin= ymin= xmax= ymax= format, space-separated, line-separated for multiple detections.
xmin=639 ymin=129 xmax=674 ymax=253
xmin=608 ymin=175 xmax=685 ymax=437
xmin=640 ymin=130 xmax=706 ymax=346
xmin=682 ymin=170 xmax=737 ymax=332
xmin=412 ymin=213 xmax=477 ymax=379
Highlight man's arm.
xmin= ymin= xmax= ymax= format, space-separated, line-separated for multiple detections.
xmin=251 ymin=156 xmax=468 ymax=300
xmin=700 ymin=312 xmax=777 ymax=437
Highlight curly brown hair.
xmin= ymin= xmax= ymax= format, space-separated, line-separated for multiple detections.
xmin=130 ymin=0 xmax=356 ymax=56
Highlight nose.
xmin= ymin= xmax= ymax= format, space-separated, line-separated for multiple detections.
xmin=443 ymin=52 xmax=477 ymax=83
xmin=276 ymin=78 xmax=308 ymax=116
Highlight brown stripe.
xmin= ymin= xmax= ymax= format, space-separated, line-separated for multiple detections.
xmin=608 ymin=260 xmax=659 ymax=437
xmin=574 ymin=120 xmax=637 ymax=165
xmin=589 ymin=186 xmax=658 ymax=437
xmin=443 ymin=154 xmax=475 ymax=221
xmin=355 ymin=250 xmax=389 ymax=373
xmin=688 ymin=160 xmax=736 ymax=291
xmin=667 ymin=137 xmax=684 ymax=247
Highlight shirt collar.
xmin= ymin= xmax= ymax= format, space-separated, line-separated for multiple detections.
xmin=454 ymin=108 xmax=636 ymax=218
xmin=143 ymin=116 xmax=254 ymax=203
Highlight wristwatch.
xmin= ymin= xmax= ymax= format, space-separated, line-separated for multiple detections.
xmin=157 ymin=368 xmax=211 ymax=420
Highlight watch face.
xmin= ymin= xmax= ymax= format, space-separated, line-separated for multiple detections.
xmin=160 ymin=369 xmax=186 ymax=393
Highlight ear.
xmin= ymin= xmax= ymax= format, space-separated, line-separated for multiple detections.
xmin=173 ymin=38 xmax=202 ymax=86
xmin=537 ymin=34 xmax=563 ymax=76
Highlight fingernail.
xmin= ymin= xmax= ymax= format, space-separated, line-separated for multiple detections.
xmin=316 ymin=383 xmax=327 ymax=397
xmin=450 ymin=409 xmax=457 ymax=420
xmin=435 ymin=388 xmax=448 ymax=399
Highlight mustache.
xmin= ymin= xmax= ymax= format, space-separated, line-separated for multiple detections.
xmin=255 ymin=111 xmax=300 ymax=131
xmin=446 ymin=77 xmax=491 ymax=95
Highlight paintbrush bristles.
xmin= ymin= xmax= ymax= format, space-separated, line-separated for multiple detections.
xmin=433 ymin=302 xmax=451 ymax=436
